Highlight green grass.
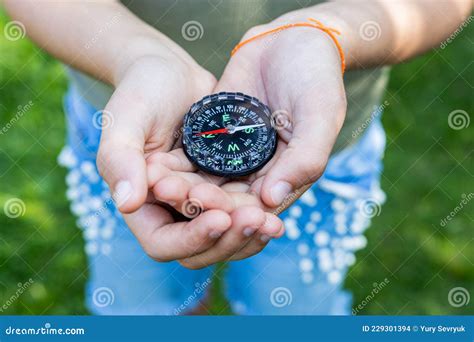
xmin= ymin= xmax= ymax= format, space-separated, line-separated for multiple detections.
xmin=0 ymin=9 xmax=472 ymax=315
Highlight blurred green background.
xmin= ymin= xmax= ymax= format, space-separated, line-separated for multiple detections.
xmin=0 ymin=9 xmax=472 ymax=315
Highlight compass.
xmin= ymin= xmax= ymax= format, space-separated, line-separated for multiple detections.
xmin=182 ymin=92 xmax=277 ymax=177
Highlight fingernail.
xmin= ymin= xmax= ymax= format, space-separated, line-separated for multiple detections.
xmin=113 ymin=180 xmax=132 ymax=207
xmin=243 ymin=227 xmax=257 ymax=237
xmin=260 ymin=234 xmax=271 ymax=243
xmin=209 ymin=231 xmax=222 ymax=239
xmin=271 ymin=181 xmax=292 ymax=205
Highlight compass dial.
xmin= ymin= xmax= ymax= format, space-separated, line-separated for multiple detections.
xmin=183 ymin=92 xmax=277 ymax=177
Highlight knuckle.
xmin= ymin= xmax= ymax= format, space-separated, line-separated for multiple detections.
xmin=147 ymin=151 xmax=169 ymax=167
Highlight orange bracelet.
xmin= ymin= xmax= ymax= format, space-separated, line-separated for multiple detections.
xmin=231 ymin=18 xmax=345 ymax=74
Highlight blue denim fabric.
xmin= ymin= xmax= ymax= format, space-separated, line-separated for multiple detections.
xmin=58 ymin=85 xmax=386 ymax=315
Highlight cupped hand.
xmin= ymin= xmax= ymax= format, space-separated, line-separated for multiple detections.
xmin=145 ymin=149 xmax=285 ymax=269
xmin=95 ymin=43 xmax=281 ymax=267
xmin=96 ymin=51 xmax=216 ymax=213
xmin=150 ymin=23 xmax=347 ymax=218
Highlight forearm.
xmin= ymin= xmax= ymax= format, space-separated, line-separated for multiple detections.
xmin=2 ymin=0 xmax=189 ymax=85
xmin=277 ymin=0 xmax=472 ymax=68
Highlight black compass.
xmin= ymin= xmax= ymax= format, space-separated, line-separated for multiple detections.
xmin=182 ymin=92 xmax=277 ymax=177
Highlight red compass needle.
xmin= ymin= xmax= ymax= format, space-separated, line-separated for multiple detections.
xmin=194 ymin=128 xmax=229 ymax=136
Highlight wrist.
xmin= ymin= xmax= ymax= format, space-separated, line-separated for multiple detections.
xmin=243 ymin=17 xmax=346 ymax=75
xmin=268 ymin=6 xmax=356 ymax=69
xmin=112 ymin=33 xmax=190 ymax=86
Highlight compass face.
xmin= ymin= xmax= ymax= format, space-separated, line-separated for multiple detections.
xmin=183 ymin=92 xmax=277 ymax=177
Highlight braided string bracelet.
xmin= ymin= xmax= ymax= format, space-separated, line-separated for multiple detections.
xmin=231 ymin=18 xmax=345 ymax=74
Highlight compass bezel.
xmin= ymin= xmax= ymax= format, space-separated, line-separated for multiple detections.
xmin=182 ymin=92 xmax=277 ymax=178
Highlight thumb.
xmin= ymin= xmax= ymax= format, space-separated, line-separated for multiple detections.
xmin=261 ymin=96 xmax=346 ymax=208
xmin=96 ymin=95 xmax=148 ymax=214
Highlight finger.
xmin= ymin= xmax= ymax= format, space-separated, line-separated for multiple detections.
xmin=123 ymin=205 xmax=232 ymax=262
xmin=147 ymin=149 xmax=197 ymax=174
xmin=188 ymin=183 xmax=235 ymax=213
xmin=261 ymin=88 xmax=346 ymax=208
xmin=147 ymin=149 xmax=200 ymax=187
xmin=97 ymin=90 xmax=149 ymax=214
xmin=178 ymin=206 xmax=267 ymax=269
xmin=230 ymin=213 xmax=284 ymax=261
xmin=153 ymin=175 xmax=193 ymax=210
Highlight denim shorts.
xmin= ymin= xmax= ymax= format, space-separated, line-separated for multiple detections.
xmin=58 ymin=85 xmax=386 ymax=315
